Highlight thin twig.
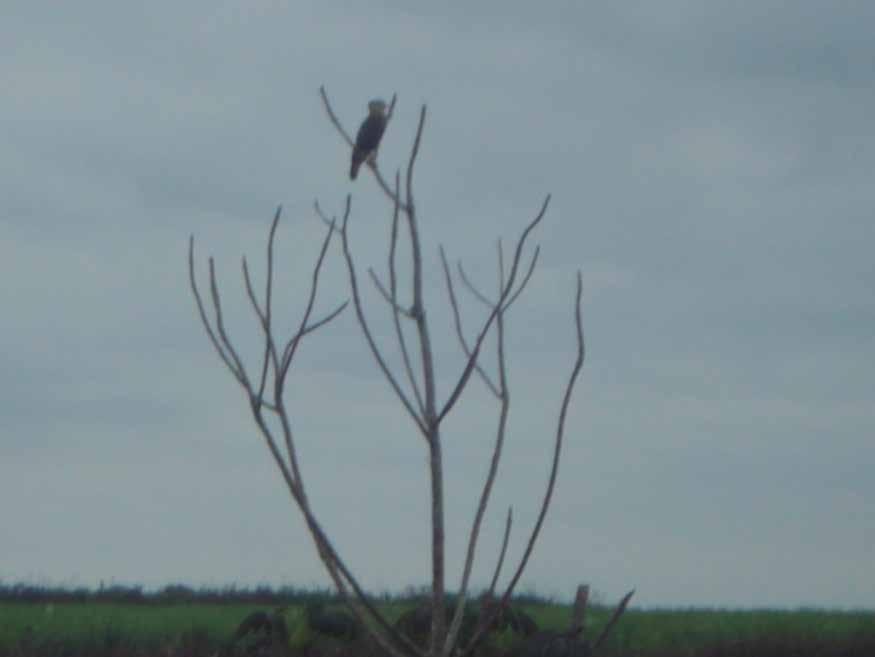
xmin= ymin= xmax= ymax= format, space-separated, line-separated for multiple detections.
xmin=405 ymin=106 xmax=427 ymax=212
xmin=497 ymin=239 xmax=505 ymax=292
xmin=460 ymin=508 xmax=512 ymax=656
xmin=241 ymin=256 xmax=272 ymax=404
xmin=488 ymin=508 xmax=512 ymax=596
xmin=437 ymin=195 xmax=551 ymax=425
xmin=439 ymin=248 xmax=500 ymax=397
xmin=369 ymin=269 xmax=415 ymax=318
xmin=208 ymin=258 xmax=251 ymax=389
xmin=452 ymin=287 xmax=511 ymax=643
xmin=279 ymin=216 xmax=340 ymax=381
xmin=498 ymin=270 xmax=585 ymax=604
xmin=338 ymin=195 xmax=428 ymax=436
xmin=279 ymin=218 xmax=341 ymax=493
xmin=301 ymin=301 xmax=350 ymax=336
xmin=263 ymin=208 xmax=281 ymax=390
xmin=188 ymin=237 xmax=244 ymax=384
xmin=314 ymin=200 xmax=340 ymax=233
xmin=457 ymin=262 xmax=494 ymax=308
xmin=503 ymin=246 xmax=540 ymax=313
xmin=389 ymin=171 xmax=425 ymax=415
xmin=592 ymin=590 xmax=635 ymax=650
xmin=319 ymin=85 xmax=354 ymax=147
xmin=241 ymin=207 xmax=283 ymax=404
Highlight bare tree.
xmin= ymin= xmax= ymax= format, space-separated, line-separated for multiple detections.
xmin=188 ymin=88 xmax=628 ymax=657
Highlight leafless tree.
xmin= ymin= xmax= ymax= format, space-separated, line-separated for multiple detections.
xmin=188 ymin=87 xmax=628 ymax=657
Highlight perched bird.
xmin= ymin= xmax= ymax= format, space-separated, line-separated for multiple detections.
xmin=350 ymin=99 xmax=388 ymax=180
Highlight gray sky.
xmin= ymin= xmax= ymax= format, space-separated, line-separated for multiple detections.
xmin=2 ymin=1 xmax=873 ymax=610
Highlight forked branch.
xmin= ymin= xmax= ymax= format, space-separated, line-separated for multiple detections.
xmin=437 ymin=195 xmax=551 ymax=426
xmin=318 ymin=88 xmax=605 ymax=657
xmin=189 ymin=210 xmax=426 ymax=657
xmin=458 ymin=271 xmax=586 ymax=657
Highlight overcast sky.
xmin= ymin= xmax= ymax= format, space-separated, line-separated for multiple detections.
xmin=2 ymin=1 xmax=873 ymax=610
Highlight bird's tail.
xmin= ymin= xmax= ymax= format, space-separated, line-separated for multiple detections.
xmin=350 ymin=149 xmax=365 ymax=180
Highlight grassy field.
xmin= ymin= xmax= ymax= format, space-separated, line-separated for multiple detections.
xmin=1 ymin=600 xmax=873 ymax=657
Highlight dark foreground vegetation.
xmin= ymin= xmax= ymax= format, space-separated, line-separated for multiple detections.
xmin=1 ymin=584 xmax=872 ymax=657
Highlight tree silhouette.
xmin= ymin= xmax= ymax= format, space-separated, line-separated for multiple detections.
xmin=188 ymin=88 xmax=630 ymax=657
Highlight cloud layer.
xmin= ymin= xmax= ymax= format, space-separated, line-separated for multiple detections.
xmin=2 ymin=1 xmax=873 ymax=608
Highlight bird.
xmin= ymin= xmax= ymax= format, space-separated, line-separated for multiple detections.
xmin=350 ymin=98 xmax=388 ymax=180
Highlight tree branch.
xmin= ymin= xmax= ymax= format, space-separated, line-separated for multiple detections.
xmin=241 ymin=206 xmax=283 ymax=404
xmin=207 ymin=258 xmax=252 ymax=389
xmin=279 ymin=215 xmax=341 ymax=383
xmin=437 ymin=195 xmax=551 ymax=425
xmin=338 ymin=195 xmax=428 ymax=437
xmin=388 ymin=171 xmax=426 ymax=415
xmin=457 ymin=262 xmax=494 ymax=308
xmin=440 ymin=248 xmax=500 ymax=397
xmin=189 ymin=237 xmax=245 ymax=385
xmin=370 ymin=268 xmax=416 ymax=318
xmin=488 ymin=507 xmax=512 ymax=596
xmin=449 ymin=265 xmax=513 ymax=654
xmin=499 ymin=270 xmax=585 ymax=603
xmin=187 ymin=211 xmax=403 ymax=654
xmin=503 ymin=246 xmax=540 ymax=313
xmin=592 ymin=590 xmax=635 ymax=650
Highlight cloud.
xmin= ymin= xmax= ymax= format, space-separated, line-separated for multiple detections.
xmin=1 ymin=1 xmax=873 ymax=609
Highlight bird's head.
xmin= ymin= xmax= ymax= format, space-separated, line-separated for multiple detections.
xmin=368 ymin=99 xmax=388 ymax=116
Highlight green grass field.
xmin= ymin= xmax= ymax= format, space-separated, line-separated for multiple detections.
xmin=1 ymin=600 xmax=873 ymax=657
